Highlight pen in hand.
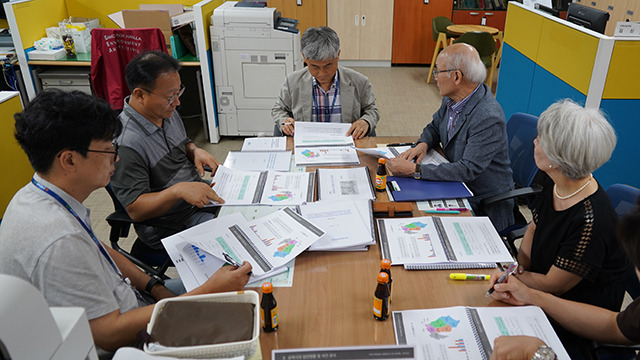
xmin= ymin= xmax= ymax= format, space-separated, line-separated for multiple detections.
xmin=223 ymin=252 xmax=253 ymax=276
xmin=485 ymin=262 xmax=518 ymax=297
xmin=387 ymin=142 xmax=415 ymax=147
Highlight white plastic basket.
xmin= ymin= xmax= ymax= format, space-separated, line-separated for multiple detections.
xmin=144 ymin=291 xmax=260 ymax=359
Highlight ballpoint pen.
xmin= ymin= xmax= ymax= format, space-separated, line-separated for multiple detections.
xmin=223 ymin=252 xmax=253 ymax=275
xmin=436 ymin=207 xmax=468 ymax=211
xmin=485 ymin=262 xmax=518 ymax=297
xmin=386 ymin=142 xmax=415 ymax=147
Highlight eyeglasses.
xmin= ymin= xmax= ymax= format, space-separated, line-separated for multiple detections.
xmin=433 ymin=67 xmax=463 ymax=79
xmin=140 ymin=84 xmax=185 ymax=105
xmin=86 ymin=143 xmax=119 ymax=161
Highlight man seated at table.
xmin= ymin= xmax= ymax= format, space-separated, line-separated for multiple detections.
xmin=386 ymin=43 xmax=515 ymax=231
xmin=272 ymin=26 xmax=380 ymax=140
xmin=111 ymin=51 xmax=224 ymax=250
xmin=0 ymin=89 xmax=252 ymax=356
xmin=489 ymin=198 xmax=640 ymax=360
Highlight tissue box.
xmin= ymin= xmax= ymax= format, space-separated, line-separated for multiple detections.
xmin=144 ymin=291 xmax=260 ymax=359
xmin=28 ymin=49 xmax=66 ymax=61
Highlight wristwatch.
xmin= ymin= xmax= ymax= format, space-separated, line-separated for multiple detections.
xmin=532 ymin=345 xmax=556 ymax=360
xmin=413 ymin=163 xmax=422 ymax=180
xmin=144 ymin=275 xmax=165 ymax=293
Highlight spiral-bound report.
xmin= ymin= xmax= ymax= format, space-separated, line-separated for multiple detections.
xmin=393 ymin=306 xmax=570 ymax=359
xmin=377 ymin=216 xmax=513 ymax=269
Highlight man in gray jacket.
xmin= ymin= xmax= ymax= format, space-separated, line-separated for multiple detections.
xmin=272 ymin=26 xmax=379 ymax=139
xmin=387 ymin=43 xmax=515 ymax=231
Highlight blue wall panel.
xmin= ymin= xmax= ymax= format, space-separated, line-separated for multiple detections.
xmin=594 ymin=99 xmax=640 ymax=189
xmin=496 ymin=44 xmax=536 ymax=122
xmin=527 ymin=65 xmax=586 ymax=117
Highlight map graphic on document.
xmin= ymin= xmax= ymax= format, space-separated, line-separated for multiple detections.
xmin=274 ymin=239 xmax=297 ymax=258
xmin=268 ymin=191 xmax=293 ymax=202
xmin=425 ymin=315 xmax=461 ymax=339
xmin=402 ymin=221 xmax=428 ymax=233
xmin=301 ymin=149 xmax=320 ymax=158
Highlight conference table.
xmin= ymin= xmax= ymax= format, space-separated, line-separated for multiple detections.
xmin=251 ymin=136 xmax=502 ymax=357
xmin=446 ymin=24 xmax=501 ymax=37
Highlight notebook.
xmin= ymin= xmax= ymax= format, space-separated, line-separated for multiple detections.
xmin=377 ymin=216 xmax=513 ymax=269
xmin=393 ymin=306 xmax=570 ymax=360
xmin=386 ymin=176 xmax=473 ymax=202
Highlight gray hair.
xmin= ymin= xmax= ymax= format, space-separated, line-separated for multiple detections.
xmin=300 ymin=27 xmax=340 ymax=61
xmin=442 ymin=44 xmax=486 ymax=84
xmin=537 ymin=99 xmax=616 ymax=180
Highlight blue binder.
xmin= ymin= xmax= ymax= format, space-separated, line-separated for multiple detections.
xmin=386 ymin=176 xmax=473 ymax=202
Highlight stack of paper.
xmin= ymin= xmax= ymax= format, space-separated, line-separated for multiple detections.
xmin=301 ymin=200 xmax=375 ymax=251
xmin=293 ymin=122 xmax=360 ymax=166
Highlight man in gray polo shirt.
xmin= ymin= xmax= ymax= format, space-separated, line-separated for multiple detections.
xmin=112 ymin=51 xmax=224 ymax=250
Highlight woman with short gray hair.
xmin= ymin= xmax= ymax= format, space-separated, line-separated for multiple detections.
xmin=489 ymin=99 xmax=629 ymax=358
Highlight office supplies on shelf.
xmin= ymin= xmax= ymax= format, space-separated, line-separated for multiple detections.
xmin=393 ymin=306 xmax=570 ymax=360
xmin=386 ymin=176 xmax=473 ymax=202
xmin=211 ymin=166 xmax=314 ymax=205
xmin=377 ymin=216 xmax=513 ymax=269
xmin=450 ymin=273 xmax=490 ymax=280
xmin=486 ymin=261 xmax=518 ymax=297
xmin=223 ymin=151 xmax=291 ymax=171
xmin=316 ymin=167 xmax=375 ymax=201
xmin=241 ymin=136 xmax=287 ymax=151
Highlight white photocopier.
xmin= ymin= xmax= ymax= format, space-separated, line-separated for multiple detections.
xmin=211 ymin=1 xmax=303 ymax=136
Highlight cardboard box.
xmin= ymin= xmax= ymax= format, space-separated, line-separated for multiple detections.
xmin=108 ymin=10 xmax=173 ymax=45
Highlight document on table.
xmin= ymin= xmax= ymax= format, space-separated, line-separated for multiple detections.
xmin=377 ymin=216 xmax=513 ymax=269
xmin=161 ymin=234 xmax=291 ymax=291
xmin=301 ymin=200 xmax=374 ymax=251
xmin=183 ymin=209 xmax=325 ymax=276
xmin=393 ymin=306 xmax=570 ymax=360
xmin=357 ymin=147 xmax=448 ymax=166
xmin=316 ymin=166 xmax=375 ymax=201
xmin=211 ymin=166 xmax=314 ymax=205
xmin=241 ymin=136 xmax=287 ymax=151
xmin=273 ymin=345 xmax=418 ymax=360
xmin=417 ymin=198 xmax=473 ymax=212
xmin=223 ymin=151 xmax=291 ymax=171
xmin=294 ymin=122 xmax=354 ymax=147
xmin=294 ymin=146 xmax=360 ymax=166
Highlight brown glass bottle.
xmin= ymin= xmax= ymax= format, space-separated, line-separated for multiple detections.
xmin=375 ymin=158 xmax=387 ymax=191
xmin=380 ymin=259 xmax=392 ymax=302
xmin=373 ymin=272 xmax=390 ymax=321
xmin=261 ymin=282 xmax=278 ymax=332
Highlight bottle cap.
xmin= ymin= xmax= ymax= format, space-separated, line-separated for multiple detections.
xmin=377 ymin=272 xmax=389 ymax=283
xmin=380 ymin=259 xmax=391 ymax=270
xmin=262 ymin=282 xmax=273 ymax=293
xmin=378 ymin=158 xmax=386 ymax=165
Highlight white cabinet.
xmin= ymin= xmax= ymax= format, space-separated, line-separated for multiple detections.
xmin=327 ymin=0 xmax=394 ymax=63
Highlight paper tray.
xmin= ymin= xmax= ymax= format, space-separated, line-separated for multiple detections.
xmin=144 ymin=291 xmax=260 ymax=359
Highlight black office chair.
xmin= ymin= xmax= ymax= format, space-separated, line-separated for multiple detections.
xmin=587 ymin=184 xmax=640 ymax=360
xmin=480 ymin=112 xmax=543 ymax=256
xmin=105 ymin=184 xmax=183 ymax=279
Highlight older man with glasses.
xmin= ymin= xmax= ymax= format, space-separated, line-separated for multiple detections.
xmin=387 ymin=43 xmax=515 ymax=232
xmin=111 ymin=51 xmax=224 ymax=250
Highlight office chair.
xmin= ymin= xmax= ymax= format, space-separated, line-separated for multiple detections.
xmin=91 ymin=28 xmax=167 ymax=110
xmin=480 ymin=112 xmax=542 ymax=256
xmin=427 ymin=16 xmax=455 ymax=83
xmin=452 ymin=31 xmax=499 ymax=88
xmin=587 ymin=184 xmax=640 ymax=360
xmin=0 ymin=274 xmax=98 ymax=359
xmin=105 ymin=184 xmax=181 ymax=279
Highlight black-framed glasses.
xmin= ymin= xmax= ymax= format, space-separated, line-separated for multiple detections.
xmin=433 ymin=67 xmax=463 ymax=78
xmin=139 ymin=84 xmax=185 ymax=105
xmin=86 ymin=143 xmax=119 ymax=160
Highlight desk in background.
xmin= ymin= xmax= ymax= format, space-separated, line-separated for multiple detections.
xmin=446 ymin=24 xmax=500 ymax=36
xmin=254 ymin=136 xmax=497 ymax=355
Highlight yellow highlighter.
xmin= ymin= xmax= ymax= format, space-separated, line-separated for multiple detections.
xmin=450 ymin=273 xmax=490 ymax=281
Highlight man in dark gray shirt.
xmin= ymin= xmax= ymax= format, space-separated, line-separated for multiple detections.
xmin=112 ymin=51 xmax=224 ymax=249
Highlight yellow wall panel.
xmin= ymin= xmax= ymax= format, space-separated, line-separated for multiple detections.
xmin=536 ymin=19 xmax=599 ymax=94
xmin=197 ymin=0 xmax=224 ymax=52
xmin=0 ymin=94 xmax=31 ymax=218
xmin=65 ymin=0 xmax=202 ymax=28
xmin=603 ymin=41 xmax=640 ymax=99
xmin=503 ymin=4 xmax=543 ymax=62
xmin=11 ymin=0 xmax=68 ymax=49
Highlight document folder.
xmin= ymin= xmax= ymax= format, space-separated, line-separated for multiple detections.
xmin=386 ymin=176 xmax=473 ymax=202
